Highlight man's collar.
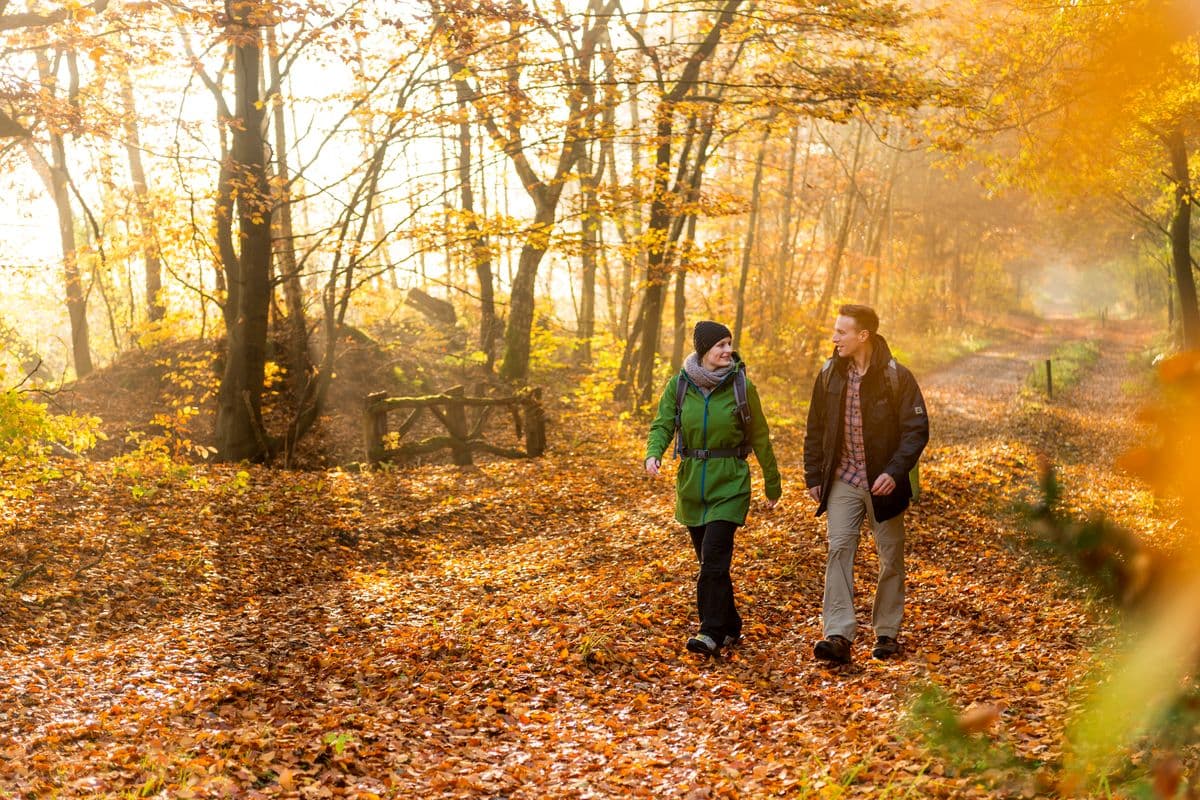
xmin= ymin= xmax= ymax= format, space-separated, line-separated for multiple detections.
xmin=852 ymin=340 xmax=875 ymax=373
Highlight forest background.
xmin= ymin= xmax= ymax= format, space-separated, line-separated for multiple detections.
xmin=3 ymin=0 xmax=1200 ymax=797
xmin=1 ymin=0 xmax=1195 ymax=460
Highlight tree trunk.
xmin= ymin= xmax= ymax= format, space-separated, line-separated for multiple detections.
xmin=771 ymin=120 xmax=802 ymax=336
xmin=630 ymin=112 xmax=675 ymax=404
xmin=499 ymin=210 xmax=556 ymax=381
xmin=118 ymin=67 xmax=163 ymax=323
xmin=619 ymin=109 xmax=716 ymax=402
xmin=27 ymin=52 xmax=92 ymax=378
xmin=860 ymin=144 xmax=899 ymax=309
xmin=455 ymin=77 xmax=497 ymax=368
xmin=578 ymin=139 xmax=601 ymax=363
xmin=621 ymin=75 xmax=644 ymax=341
xmin=785 ymin=122 xmax=819 ymax=308
xmin=50 ymin=132 xmax=92 ymax=379
xmin=265 ymin=24 xmax=311 ymax=396
xmin=599 ymin=10 xmax=649 ymax=342
xmin=733 ymin=124 xmax=772 ymax=348
xmin=350 ymin=39 xmax=398 ymax=292
xmin=815 ymin=121 xmax=866 ymax=323
xmin=601 ymin=128 xmax=637 ymax=339
xmin=670 ymin=212 xmax=698 ymax=371
xmin=1166 ymin=128 xmax=1198 ymax=347
xmin=1168 ymin=281 xmax=1176 ymax=329
xmin=215 ymin=0 xmax=273 ymax=462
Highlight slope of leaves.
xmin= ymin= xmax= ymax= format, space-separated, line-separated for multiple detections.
xmin=0 ymin=319 xmax=1171 ymax=798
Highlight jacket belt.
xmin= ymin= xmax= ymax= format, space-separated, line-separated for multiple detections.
xmin=681 ymin=444 xmax=751 ymax=460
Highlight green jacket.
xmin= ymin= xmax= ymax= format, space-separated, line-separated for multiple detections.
xmin=645 ymin=358 xmax=782 ymax=527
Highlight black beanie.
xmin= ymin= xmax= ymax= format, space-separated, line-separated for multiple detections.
xmin=693 ymin=320 xmax=732 ymax=357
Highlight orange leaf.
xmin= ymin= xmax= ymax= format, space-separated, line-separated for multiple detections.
xmin=276 ymin=767 xmax=297 ymax=791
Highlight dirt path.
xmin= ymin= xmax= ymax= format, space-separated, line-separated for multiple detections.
xmin=0 ymin=319 xmax=1165 ymax=799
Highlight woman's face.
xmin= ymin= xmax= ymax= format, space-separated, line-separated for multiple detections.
xmin=701 ymin=336 xmax=734 ymax=371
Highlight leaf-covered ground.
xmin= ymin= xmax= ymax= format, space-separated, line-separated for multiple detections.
xmin=0 ymin=320 xmax=1175 ymax=798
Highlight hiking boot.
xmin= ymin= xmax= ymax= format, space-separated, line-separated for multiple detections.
xmin=872 ymin=636 xmax=901 ymax=660
xmin=722 ymin=633 xmax=742 ymax=648
xmin=686 ymin=634 xmax=720 ymax=657
xmin=814 ymin=635 xmax=852 ymax=664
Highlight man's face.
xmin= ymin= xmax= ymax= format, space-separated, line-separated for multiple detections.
xmin=832 ymin=315 xmax=869 ymax=359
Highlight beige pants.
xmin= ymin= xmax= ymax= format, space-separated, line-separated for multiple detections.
xmin=822 ymin=479 xmax=905 ymax=641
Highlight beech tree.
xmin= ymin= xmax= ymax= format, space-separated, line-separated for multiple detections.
xmin=211 ymin=0 xmax=274 ymax=461
xmin=0 ymin=1 xmax=114 ymax=378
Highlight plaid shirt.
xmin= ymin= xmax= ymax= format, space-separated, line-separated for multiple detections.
xmin=837 ymin=363 xmax=869 ymax=490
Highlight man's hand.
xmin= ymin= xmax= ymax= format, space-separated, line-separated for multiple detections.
xmin=808 ymin=485 xmax=821 ymax=503
xmin=871 ymin=472 xmax=896 ymax=496
xmin=645 ymin=457 xmax=661 ymax=477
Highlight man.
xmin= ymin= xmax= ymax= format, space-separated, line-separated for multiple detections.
xmin=803 ymin=304 xmax=929 ymax=663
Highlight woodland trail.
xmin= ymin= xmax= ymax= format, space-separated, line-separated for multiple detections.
xmin=0 ymin=319 xmax=1166 ymax=799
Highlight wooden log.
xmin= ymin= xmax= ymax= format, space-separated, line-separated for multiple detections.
xmin=364 ymin=390 xmax=388 ymax=465
xmin=386 ymin=436 xmax=459 ymax=457
xmin=395 ymin=407 xmax=423 ymax=439
xmin=469 ymin=404 xmax=496 ymax=439
xmin=525 ymin=387 xmax=546 ymax=457
xmin=369 ymin=394 xmax=528 ymax=411
xmin=384 ymin=438 xmax=525 ymax=461
xmin=471 ymin=442 xmax=529 ymax=459
xmin=425 ymin=386 xmax=461 ymax=433
xmin=444 ymin=386 xmax=472 ymax=465
xmin=405 ymin=287 xmax=456 ymax=327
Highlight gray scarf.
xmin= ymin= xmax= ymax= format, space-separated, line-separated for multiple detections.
xmin=683 ymin=352 xmax=733 ymax=396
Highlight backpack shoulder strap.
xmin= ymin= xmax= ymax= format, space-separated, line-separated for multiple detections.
xmin=733 ymin=369 xmax=752 ymax=429
xmin=884 ymin=358 xmax=902 ymax=416
xmin=674 ymin=374 xmax=688 ymax=457
xmin=820 ymin=357 xmax=835 ymax=393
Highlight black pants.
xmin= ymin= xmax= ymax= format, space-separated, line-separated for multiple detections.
xmin=688 ymin=520 xmax=742 ymax=641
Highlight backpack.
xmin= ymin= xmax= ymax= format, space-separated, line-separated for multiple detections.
xmin=820 ymin=357 xmax=921 ymax=502
xmin=673 ymin=369 xmax=752 ymax=460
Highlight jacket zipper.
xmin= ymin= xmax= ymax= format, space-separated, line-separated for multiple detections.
xmin=700 ymin=393 xmax=710 ymax=524
xmin=695 ymin=368 xmax=737 ymax=525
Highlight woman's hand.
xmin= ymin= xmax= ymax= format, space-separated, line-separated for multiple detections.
xmin=644 ymin=457 xmax=661 ymax=476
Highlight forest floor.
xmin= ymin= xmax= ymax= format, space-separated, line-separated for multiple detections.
xmin=0 ymin=318 xmax=1181 ymax=799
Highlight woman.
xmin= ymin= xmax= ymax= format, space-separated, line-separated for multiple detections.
xmin=645 ymin=320 xmax=782 ymax=657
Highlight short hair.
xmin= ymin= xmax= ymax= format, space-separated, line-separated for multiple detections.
xmin=838 ymin=304 xmax=879 ymax=335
